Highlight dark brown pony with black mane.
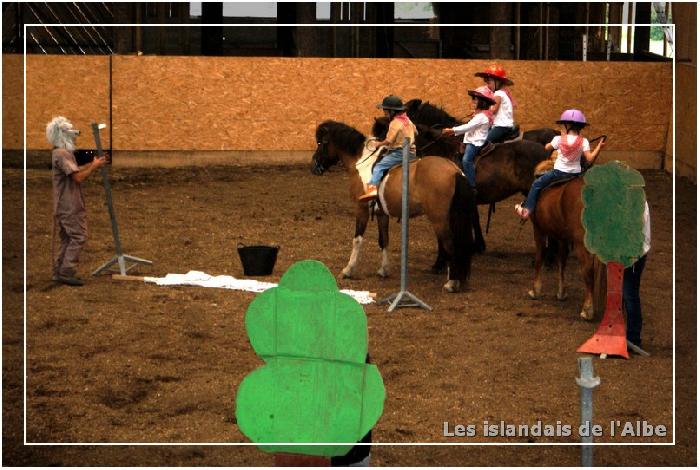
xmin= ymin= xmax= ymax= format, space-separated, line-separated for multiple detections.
xmin=372 ymin=99 xmax=551 ymax=254
xmin=311 ymin=120 xmax=476 ymax=292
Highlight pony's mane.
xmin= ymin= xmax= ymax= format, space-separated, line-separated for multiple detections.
xmin=406 ymin=99 xmax=460 ymax=128
xmin=317 ymin=120 xmax=366 ymax=156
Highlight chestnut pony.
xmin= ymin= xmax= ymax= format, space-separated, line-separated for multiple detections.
xmin=311 ymin=120 xmax=476 ymax=293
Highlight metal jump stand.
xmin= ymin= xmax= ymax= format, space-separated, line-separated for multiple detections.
xmin=91 ymin=122 xmax=153 ymax=276
xmin=378 ymin=138 xmax=431 ymax=312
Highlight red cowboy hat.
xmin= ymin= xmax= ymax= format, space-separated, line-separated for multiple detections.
xmin=475 ymin=64 xmax=514 ymax=86
xmin=467 ymin=85 xmax=497 ymax=106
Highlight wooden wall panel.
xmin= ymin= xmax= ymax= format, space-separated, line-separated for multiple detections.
xmin=24 ymin=55 xmax=111 ymax=150
xmin=8 ymin=55 xmax=673 ymax=168
xmin=3 ymin=55 xmax=24 ymax=149
xmin=674 ymin=63 xmax=696 ymax=182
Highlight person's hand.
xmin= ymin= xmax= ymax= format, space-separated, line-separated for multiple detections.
xmin=441 ymin=128 xmax=454 ymax=136
xmin=597 ymin=139 xmax=606 ymax=150
xmin=91 ymin=156 xmax=107 ymax=169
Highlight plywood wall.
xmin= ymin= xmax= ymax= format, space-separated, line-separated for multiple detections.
xmin=674 ymin=63 xmax=696 ymax=182
xmin=11 ymin=55 xmax=109 ymax=149
xmin=11 ymin=55 xmax=672 ymax=159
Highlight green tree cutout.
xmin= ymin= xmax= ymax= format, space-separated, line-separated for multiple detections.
xmin=578 ymin=161 xmax=646 ymax=358
xmin=582 ymin=161 xmax=646 ymax=267
xmin=235 ymin=260 xmax=385 ymax=457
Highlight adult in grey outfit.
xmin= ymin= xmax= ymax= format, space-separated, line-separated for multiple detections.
xmin=47 ymin=116 xmax=106 ymax=286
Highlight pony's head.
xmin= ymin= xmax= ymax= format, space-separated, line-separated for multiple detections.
xmin=46 ymin=116 xmax=80 ymax=151
xmin=311 ymin=120 xmax=365 ymax=175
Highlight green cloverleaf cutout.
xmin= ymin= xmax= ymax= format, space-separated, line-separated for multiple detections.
xmin=235 ymin=260 xmax=385 ymax=457
xmin=582 ymin=161 xmax=646 ymax=267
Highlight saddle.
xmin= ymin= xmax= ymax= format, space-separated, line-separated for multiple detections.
xmin=501 ymin=124 xmax=523 ymax=143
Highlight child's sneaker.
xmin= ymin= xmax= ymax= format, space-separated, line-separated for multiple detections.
xmin=514 ymin=203 xmax=530 ymax=220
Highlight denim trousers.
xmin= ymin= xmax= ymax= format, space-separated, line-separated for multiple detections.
xmin=461 ymin=143 xmax=479 ymax=188
xmin=486 ymin=126 xmax=515 ymax=144
xmin=522 ymin=169 xmax=578 ymax=213
xmin=623 ymin=254 xmax=647 ymax=346
xmin=369 ymin=148 xmax=415 ymax=186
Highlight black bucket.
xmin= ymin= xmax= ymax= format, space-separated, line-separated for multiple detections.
xmin=237 ymin=243 xmax=279 ymax=276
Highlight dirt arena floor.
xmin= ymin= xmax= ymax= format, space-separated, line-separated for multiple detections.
xmin=2 ymin=163 xmax=696 ymax=466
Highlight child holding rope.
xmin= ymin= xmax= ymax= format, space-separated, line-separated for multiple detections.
xmin=475 ymin=64 xmax=517 ymax=144
xmin=359 ymin=95 xmax=417 ymax=202
xmin=441 ymin=85 xmax=495 ymax=190
xmin=515 ymin=109 xmax=605 ymax=220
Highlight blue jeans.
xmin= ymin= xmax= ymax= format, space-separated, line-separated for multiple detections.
xmin=461 ymin=143 xmax=479 ymax=188
xmin=486 ymin=126 xmax=516 ymax=144
xmin=522 ymin=169 xmax=578 ymax=213
xmin=623 ymin=254 xmax=647 ymax=347
xmin=369 ymin=148 xmax=415 ymax=186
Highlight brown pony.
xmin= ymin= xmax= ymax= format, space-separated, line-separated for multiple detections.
xmin=528 ymin=176 xmax=599 ymax=320
xmin=311 ymin=120 xmax=476 ymax=292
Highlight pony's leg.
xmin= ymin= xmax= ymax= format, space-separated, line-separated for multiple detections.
xmin=556 ymin=241 xmax=569 ymax=301
xmin=376 ymin=212 xmax=391 ymax=278
xmin=439 ymin=232 xmax=461 ymax=293
xmin=528 ymin=226 xmax=546 ymax=299
xmin=472 ymin=204 xmax=486 ymax=253
xmin=431 ymin=240 xmax=448 ymax=274
xmin=341 ymin=207 xmax=369 ymax=278
xmin=575 ymin=243 xmax=595 ymax=320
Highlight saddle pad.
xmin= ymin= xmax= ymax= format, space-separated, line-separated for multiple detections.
xmin=356 ymin=139 xmax=384 ymax=190
xmin=543 ymin=174 xmax=579 ymax=190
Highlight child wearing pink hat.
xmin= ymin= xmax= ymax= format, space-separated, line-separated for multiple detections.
xmin=441 ymin=85 xmax=495 ymax=190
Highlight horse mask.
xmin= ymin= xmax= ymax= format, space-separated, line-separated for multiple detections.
xmin=46 ymin=116 xmax=80 ymax=152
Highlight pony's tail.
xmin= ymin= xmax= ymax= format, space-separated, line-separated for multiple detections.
xmin=449 ymin=172 xmax=474 ymax=284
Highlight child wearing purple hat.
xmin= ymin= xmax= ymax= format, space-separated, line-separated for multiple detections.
xmin=515 ymin=109 xmax=606 ymax=220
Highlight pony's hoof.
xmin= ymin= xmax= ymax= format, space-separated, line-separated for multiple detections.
xmin=556 ymin=291 xmax=568 ymax=301
xmin=527 ymin=289 xmax=539 ymax=300
xmin=340 ymin=267 xmax=354 ymax=279
xmin=376 ymin=268 xmax=389 ymax=278
xmin=443 ymin=280 xmax=461 ymax=293
xmin=474 ymin=241 xmax=486 ymax=254
xmin=580 ymin=307 xmax=594 ymax=321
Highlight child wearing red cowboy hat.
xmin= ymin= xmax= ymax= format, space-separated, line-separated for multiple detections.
xmin=442 ymin=85 xmax=495 ymax=189
xmin=475 ymin=64 xmax=517 ymax=144
xmin=359 ymin=95 xmax=417 ymax=202
xmin=514 ymin=109 xmax=606 ymax=220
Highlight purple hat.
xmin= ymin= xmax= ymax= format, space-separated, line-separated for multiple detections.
xmin=556 ymin=109 xmax=588 ymax=126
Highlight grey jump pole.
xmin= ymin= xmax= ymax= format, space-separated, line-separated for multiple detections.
xmin=90 ymin=122 xmax=153 ymax=276
xmin=576 ymin=356 xmax=600 ymax=467
xmin=378 ymin=138 xmax=431 ymax=312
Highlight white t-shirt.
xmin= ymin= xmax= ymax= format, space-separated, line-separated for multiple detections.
xmin=642 ymin=202 xmax=651 ymax=254
xmin=551 ymin=135 xmax=591 ymax=173
xmin=493 ymin=89 xmax=514 ymax=127
xmin=452 ymin=113 xmax=490 ymax=146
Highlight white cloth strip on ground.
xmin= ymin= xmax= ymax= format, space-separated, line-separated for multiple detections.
xmin=143 ymin=270 xmax=375 ymax=304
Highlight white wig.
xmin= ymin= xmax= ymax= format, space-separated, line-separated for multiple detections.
xmin=46 ymin=116 xmax=79 ymax=151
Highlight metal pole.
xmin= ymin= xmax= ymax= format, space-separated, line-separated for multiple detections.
xmin=576 ymin=357 xmax=600 ymax=467
xmin=91 ymin=123 xmax=152 ymax=276
xmin=378 ymin=138 xmax=431 ymax=312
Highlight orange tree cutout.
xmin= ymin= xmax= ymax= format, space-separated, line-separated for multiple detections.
xmin=578 ymin=162 xmax=646 ymax=359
